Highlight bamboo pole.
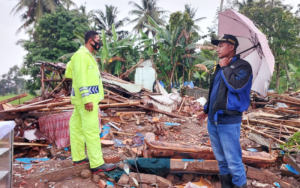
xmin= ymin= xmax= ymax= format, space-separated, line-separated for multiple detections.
xmin=241 ymin=124 xmax=285 ymax=144
xmin=0 ymin=93 xmax=28 ymax=105
xmin=249 ymin=119 xmax=300 ymax=132
xmin=178 ymin=97 xmax=186 ymax=112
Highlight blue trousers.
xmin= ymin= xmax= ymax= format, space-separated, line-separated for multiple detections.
xmin=207 ymin=121 xmax=246 ymax=186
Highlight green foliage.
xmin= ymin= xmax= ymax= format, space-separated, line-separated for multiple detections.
xmin=128 ymin=0 xmax=168 ymax=35
xmin=240 ymin=0 xmax=300 ymax=91
xmin=280 ymin=132 xmax=300 ymax=151
xmin=20 ymin=7 xmax=90 ymax=94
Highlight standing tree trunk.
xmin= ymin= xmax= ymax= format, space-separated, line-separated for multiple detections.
xmin=220 ymin=0 xmax=224 ymax=12
xmin=276 ymin=62 xmax=280 ymax=91
xmin=169 ymin=52 xmax=176 ymax=91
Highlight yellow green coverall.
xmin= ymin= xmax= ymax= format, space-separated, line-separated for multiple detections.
xmin=65 ymin=46 xmax=105 ymax=168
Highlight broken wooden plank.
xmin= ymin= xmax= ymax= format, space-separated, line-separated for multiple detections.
xmin=108 ymin=95 xmax=186 ymax=119
xmin=264 ymin=106 xmax=300 ymax=115
xmin=241 ymin=124 xmax=285 ymax=144
xmin=14 ymin=142 xmax=49 ymax=147
xmin=249 ymin=119 xmax=300 ymax=132
xmin=99 ymin=102 xmax=140 ymax=109
xmin=0 ymin=101 xmax=71 ymax=113
xmin=119 ymin=58 xmax=144 ymax=79
xmin=20 ymin=99 xmax=54 ymax=108
xmin=0 ymin=93 xmax=28 ymax=105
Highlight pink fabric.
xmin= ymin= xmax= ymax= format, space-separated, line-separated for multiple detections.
xmin=38 ymin=111 xmax=101 ymax=148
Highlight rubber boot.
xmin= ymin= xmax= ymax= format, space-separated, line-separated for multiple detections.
xmin=91 ymin=163 xmax=116 ymax=174
xmin=219 ymin=174 xmax=234 ymax=188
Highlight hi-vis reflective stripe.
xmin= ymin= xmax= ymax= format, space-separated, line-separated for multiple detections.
xmin=72 ymin=86 xmax=99 ymax=97
xmin=81 ymin=93 xmax=90 ymax=97
xmin=79 ymin=87 xmax=88 ymax=92
xmin=71 ymin=88 xmax=75 ymax=96
xmin=88 ymin=86 xmax=99 ymax=94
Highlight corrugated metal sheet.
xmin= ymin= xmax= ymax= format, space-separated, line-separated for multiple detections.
xmin=134 ymin=60 xmax=156 ymax=91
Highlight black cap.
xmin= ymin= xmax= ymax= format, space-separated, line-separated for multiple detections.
xmin=211 ymin=34 xmax=239 ymax=48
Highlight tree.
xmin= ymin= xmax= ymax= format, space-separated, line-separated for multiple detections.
xmin=233 ymin=0 xmax=254 ymax=10
xmin=93 ymin=5 xmax=129 ymax=37
xmin=128 ymin=0 xmax=168 ymax=35
xmin=240 ymin=0 xmax=300 ymax=92
xmin=184 ymin=4 xmax=206 ymax=31
xmin=11 ymin=0 xmax=76 ymax=33
xmin=0 ymin=65 xmax=26 ymax=95
xmin=20 ymin=7 xmax=90 ymax=94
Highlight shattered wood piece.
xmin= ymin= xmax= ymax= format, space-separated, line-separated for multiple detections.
xmin=119 ymin=59 xmax=144 ymax=79
xmin=264 ymin=106 xmax=300 ymax=115
xmin=99 ymin=102 xmax=140 ymax=109
xmin=0 ymin=93 xmax=28 ymax=105
xmin=178 ymin=97 xmax=186 ymax=113
xmin=249 ymin=119 xmax=300 ymax=132
xmin=170 ymin=159 xmax=219 ymax=173
xmin=104 ymin=89 xmax=130 ymax=101
xmin=283 ymin=155 xmax=300 ymax=175
xmin=101 ymin=140 xmax=114 ymax=146
xmin=20 ymin=99 xmax=54 ymax=108
xmin=13 ymin=142 xmax=49 ymax=147
xmin=0 ymin=101 xmax=71 ymax=113
xmin=112 ymin=131 xmax=136 ymax=136
xmin=109 ymin=95 xmax=186 ymax=119
xmin=273 ymin=99 xmax=300 ymax=107
xmin=241 ymin=124 xmax=285 ymax=144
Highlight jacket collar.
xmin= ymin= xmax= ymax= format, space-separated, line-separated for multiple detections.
xmin=80 ymin=46 xmax=93 ymax=56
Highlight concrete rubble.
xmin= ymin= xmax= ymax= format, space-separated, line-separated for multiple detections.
xmin=0 ymin=61 xmax=299 ymax=187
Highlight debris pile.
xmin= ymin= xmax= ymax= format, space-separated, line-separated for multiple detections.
xmin=1 ymin=61 xmax=299 ymax=187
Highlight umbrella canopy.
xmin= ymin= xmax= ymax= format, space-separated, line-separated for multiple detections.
xmin=218 ymin=9 xmax=275 ymax=96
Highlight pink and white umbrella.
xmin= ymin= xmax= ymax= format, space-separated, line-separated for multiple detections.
xmin=218 ymin=9 xmax=275 ymax=96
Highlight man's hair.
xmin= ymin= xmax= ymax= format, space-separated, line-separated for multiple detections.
xmin=85 ymin=30 xmax=98 ymax=44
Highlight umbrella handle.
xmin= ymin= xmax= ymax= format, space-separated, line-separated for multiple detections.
xmin=236 ymin=43 xmax=260 ymax=57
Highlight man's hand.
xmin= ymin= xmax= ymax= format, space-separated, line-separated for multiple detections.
xmin=197 ymin=111 xmax=206 ymax=121
xmin=219 ymin=57 xmax=231 ymax=67
xmin=85 ymin=102 xmax=93 ymax=112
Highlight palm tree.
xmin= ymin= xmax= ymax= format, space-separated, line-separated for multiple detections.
xmin=184 ymin=4 xmax=206 ymax=31
xmin=128 ymin=0 xmax=168 ymax=35
xmin=233 ymin=0 xmax=254 ymax=11
xmin=11 ymin=0 xmax=76 ymax=33
xmin=93 ymin=5 xmax=129 ymax=37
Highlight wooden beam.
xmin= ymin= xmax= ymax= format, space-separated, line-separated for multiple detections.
xmin=119 ymin=59 xmax=144 ymax=79
xmin=14 ymin=142 xmax=49 ymax=147
xmin=108 ymin=95 xmax=186 ymax=119
xmin=0 ymin=93 xmax=28 ymax=105
xmin=0 ymin=101 xmax=71 ymax=113
xmin=43 ymin=78 xmax=72 ymax=82
xmin=249 ymin=119 xmax=300 ymax=132
xmin=264 ymin=107 xmax=300 ymax=115
xmin=20 ymin=99 xmax=54 ymax=108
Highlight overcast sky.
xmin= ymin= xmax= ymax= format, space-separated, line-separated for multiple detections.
xmin=0 ymin=0 xmax=299 ymax=77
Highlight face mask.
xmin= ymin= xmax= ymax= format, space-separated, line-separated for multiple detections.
xmin=90 ymin=39 xmax=100 ymax=51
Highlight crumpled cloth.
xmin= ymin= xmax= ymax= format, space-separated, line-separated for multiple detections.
xmin=38 ymin=110 xmax=101 ymax=148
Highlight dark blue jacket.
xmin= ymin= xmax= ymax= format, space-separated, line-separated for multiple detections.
xmin=204 ymin=56 xmax=253 ymax=124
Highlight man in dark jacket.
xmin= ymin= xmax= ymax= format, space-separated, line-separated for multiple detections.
xmin=199 ymin=35 xmax=252 ymax=188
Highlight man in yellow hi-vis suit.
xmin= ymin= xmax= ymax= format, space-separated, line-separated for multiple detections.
xmin=65 ymin=30 xmax=116 ymax=174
